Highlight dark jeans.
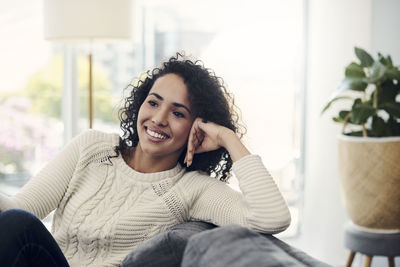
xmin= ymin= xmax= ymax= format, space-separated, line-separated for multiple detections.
xmin=0 ymin=209 xmax=69 ymax=267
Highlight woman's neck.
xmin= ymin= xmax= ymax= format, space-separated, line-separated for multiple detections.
xmin=125 ymin=145 xmax=179 ymax=173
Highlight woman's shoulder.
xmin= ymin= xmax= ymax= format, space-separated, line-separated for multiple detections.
xmin=70 ymin=129 xmax=120 ymax=154
xmin=74 ymin=129 xmax=119 ymax=145
xmin=65 ymin=130 xmax=120 ymax=166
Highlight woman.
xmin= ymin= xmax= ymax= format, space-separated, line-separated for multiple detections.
xmin=0 ymin=54 xmax=291 ymax=266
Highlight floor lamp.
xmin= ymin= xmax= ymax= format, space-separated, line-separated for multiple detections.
xmin=43 ymin=0 xmax=133 ymax=128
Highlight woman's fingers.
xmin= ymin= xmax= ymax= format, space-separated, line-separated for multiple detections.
xmin=185 ymin=119 xmax=203 ymax=167
xmin=185 ymin=118 xmax=225 ymax=167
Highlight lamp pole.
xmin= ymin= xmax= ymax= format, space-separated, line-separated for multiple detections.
xmin=88 ymin=53 xmax=93 ymax=128
xmin=43 ymin=0 xmax=133 ymax=129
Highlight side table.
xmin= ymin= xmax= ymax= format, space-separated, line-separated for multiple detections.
xmin=344 ymin=222 xmax=400 ymax=267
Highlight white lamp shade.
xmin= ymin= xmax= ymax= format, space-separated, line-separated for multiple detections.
xmin=44 ymin=0 xmax=133 ymax=42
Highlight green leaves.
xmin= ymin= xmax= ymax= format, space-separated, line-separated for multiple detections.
xmin=341 ymin=62 xmax=367 ymax=91
xmin=371 ymin=116 xmax=387 ymax=137
xmin=376 ymin=80 xmax=399 ymax=104
xmin=371 ymin=116 xmax=400 ymax=137
xmin=350 ymin=99 xmax=376 ymax=124
xmin=355 ymin=47 xmax=374 ymax=67
xmin=339 ymin=78 xmax=367 ymax=91
xmin=333 ymin=110 xmax=350 ymax=123
xmin=345 ymin=62 xmax=366 ymax=78
xmin=378 ymin=52 xmax=393 ymax=67
xmin=366 ymin=61 xmax=386 ymax=83
xmin=321 ymin=96 xmax=353 ymax=114
xmin=381 ymin=102 xmax=400 ymax=118
xmin=388 ymin=117 xmax=400 ymax=136
xmin=322 ymin=47 xmax=400 ymax=137
xmin=385 ymin=67 xmax=400 ymax=80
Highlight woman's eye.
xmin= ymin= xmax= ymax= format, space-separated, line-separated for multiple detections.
xmin=148 ymin=100 xmax=157 ymax=107
xmin=173 ymin=111 xmax=185 ymax=118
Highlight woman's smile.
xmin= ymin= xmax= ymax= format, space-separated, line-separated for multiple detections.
xmin=145 ymin=126 xmax=170 ymax=142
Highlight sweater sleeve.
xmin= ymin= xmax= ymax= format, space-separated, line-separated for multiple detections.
xmin=187 ymin=154 xmax=291 ymax=234
xmin=0 ymin=131 xmax=87 ymax=219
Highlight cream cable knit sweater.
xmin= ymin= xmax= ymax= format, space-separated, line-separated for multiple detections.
xmin=0 ymin=130 xmax=291 ymax=266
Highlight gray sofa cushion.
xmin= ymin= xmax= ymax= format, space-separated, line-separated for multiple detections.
xmin=181 ymin=224 xmax=332 ymax=267
xmin=121 ymin=221 xmax=214 ymax=266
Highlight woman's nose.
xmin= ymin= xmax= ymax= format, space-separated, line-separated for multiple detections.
xmin=152 ymin=109 xmax=168 ymax=127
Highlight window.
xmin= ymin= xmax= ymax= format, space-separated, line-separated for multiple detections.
xmin=134 ymin=0 xmax=305 ymax=237
xmin=1 ymin=0 xmax=305 ymax=236
xmin=0 ymin=0 xmax=63 ymax=193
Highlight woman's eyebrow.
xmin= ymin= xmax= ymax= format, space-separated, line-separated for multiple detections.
xmin=149 ymin=92 xmax=192 ymax=114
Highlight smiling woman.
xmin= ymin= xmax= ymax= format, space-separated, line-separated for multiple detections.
xmin=0 ymin=54 xmax=291 ymax=266
xmin=116 ymin=55 xmax=245 ymax=181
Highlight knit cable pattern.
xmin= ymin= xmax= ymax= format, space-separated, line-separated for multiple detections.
xmin=0 ymin=130 xmax=291 ymax=267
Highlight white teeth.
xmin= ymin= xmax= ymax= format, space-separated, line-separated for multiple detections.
xmin=146 ymin=128 xmax=167 ymax=139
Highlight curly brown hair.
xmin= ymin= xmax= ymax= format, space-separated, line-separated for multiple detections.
xmin=115 ymin=53 xmax=245 ymax=181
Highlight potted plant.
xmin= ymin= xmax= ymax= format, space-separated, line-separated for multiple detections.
xmin=322 ymin=47 xmax=400 ymax=230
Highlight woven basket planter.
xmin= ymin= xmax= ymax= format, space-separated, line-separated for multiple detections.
xmin=338 ymin=135 xmax=400 ymax=230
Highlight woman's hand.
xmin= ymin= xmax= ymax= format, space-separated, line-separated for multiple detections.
xmin=184 ymin=118 xmax=250 ymax=167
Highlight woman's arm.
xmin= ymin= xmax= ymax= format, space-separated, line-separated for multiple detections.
xmin=0 ymin=132 xmax=84 ymax=219
xmin=185 ymin=119 xmax=291 ymax=234
xmin=187 ymin=155 xmax=291 ymax=234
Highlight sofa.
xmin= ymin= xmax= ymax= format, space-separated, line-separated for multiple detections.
xmin=121 ymin=221 xmax=331 ymax=267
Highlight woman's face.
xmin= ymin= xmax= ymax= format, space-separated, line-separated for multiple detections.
xmin=136 ymin=73 xmax=194 ymax=161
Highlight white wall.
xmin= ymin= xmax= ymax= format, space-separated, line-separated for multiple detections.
xmin=287 ymin=0 xmax=400 ymax=266
xmin=286 ymin=0 xmax=372 ymax=266
xmin=372 ymin=0 xmax=400 ymax=63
